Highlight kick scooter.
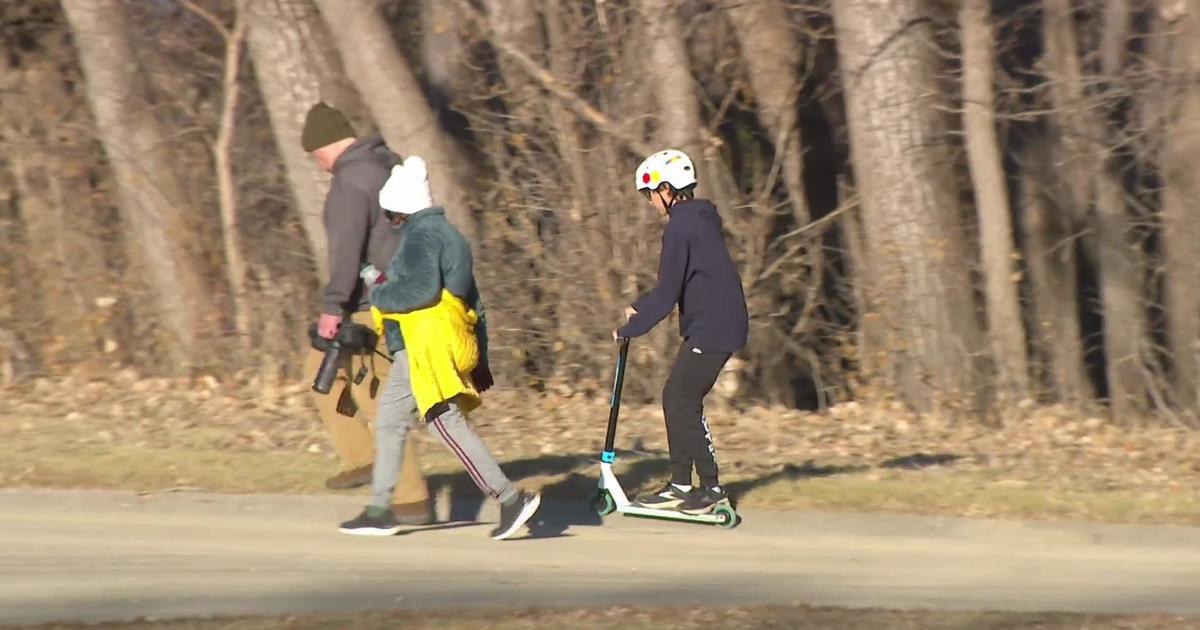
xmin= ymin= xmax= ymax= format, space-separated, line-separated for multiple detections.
xmin=589 ymin=338 xmax=741 ymax=529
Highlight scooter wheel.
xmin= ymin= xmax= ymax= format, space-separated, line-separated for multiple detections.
xmin=713 ymin=504 xmax=740 ymax=529
xmin=591 ymin=491 xmax=616 ymax=516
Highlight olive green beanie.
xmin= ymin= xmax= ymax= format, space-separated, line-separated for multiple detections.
xmin=301 ymin=102 xmax=356 ymax=152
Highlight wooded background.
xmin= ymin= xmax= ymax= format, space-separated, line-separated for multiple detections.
xmin=2 ymin=0 xmax=1199 ymax=424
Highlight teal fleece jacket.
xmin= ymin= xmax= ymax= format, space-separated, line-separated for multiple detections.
xmin=370 ymin=207 xmax=489 ymax=364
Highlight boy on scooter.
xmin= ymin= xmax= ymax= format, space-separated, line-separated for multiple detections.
xmin=612 ymin=149 xmax=749 ymax=515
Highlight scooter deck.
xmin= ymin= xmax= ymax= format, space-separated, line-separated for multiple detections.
xmin=616 ymin=504 xmax=727 ymax=524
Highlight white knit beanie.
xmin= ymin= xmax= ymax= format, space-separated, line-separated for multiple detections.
xmin=379 ymin=156 xmax=433 ymax=215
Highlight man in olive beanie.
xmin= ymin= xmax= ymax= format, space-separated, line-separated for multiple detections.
xmin=300 ymin=102 xmax=431 ymax=524
xmin=301 ymin=102 xmax=357 ymax=154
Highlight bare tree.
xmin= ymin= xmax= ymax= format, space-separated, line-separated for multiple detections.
xmin=421 ymin=0 xmax=472 ymax=107
xmin=0 ymin=14 xmax=114 ymax=365
xmin=1019 ymin=137 xmax=1093 ymax=405
xmin=1101 ymin=0 xmax=1133 ymax=76
xmin=638 ymin=0 xmax=704 ymax=161
xmin=539 ymin=0 xmax=604 ymax=376
xmin=725 ymin=0 xmax=833 ymax=405
xmin=481 ymin=0 xmax=544 ymax=102
xmin=726 ymin=0 xmax=810 ymax=227
xmin=959 ymin=0 xmax=1031 ymax=399
xmin=1042 ymin=0 xmax=1149 ymax=417
xmin=1160 ymin=0 xmax=1200 ymax=412
xmin=61 ymin=0 xmax=217 ymax=372
xmin=832 ymin=0 xmax=983 ymax=408
xmin=314 ymin=0 xmax=476 ymax=242
xmin=245 ymin=0 xmax=359 ymax=278
xmin=183 ymin=0 xmax=252 ymax=343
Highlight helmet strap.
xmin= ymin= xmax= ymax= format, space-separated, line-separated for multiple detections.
xmin=655 ymin=186 xmax=678 ymax=211
xmin=654 ymin=188 xmax=668 ymax=211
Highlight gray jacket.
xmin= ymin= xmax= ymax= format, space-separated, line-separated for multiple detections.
xmin=320 ymin=135 xmax=400 ymax=315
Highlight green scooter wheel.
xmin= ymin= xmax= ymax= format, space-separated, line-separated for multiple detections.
xmin=713 ymin=504 xmax=740 ymax=529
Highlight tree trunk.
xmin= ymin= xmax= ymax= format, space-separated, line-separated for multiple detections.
xmin=1 ymin=46 xmax=114 ymax=365
xmin=421 ymin=0 xmax=472 ymax=108
xmin=1043 ymin=0 xmax=1149 ymax=417
xmin=245 ymin=0 xmax=355 ymax=279
xmin=314 ymin=0 xmax=476 ymax=243
xmin=638 ymin=0 xmax=703 ymax=161
xmin=1161 ymin=1 xmax=1200 ymax=412
xmin=1101 ymin=0 xmax=1132 ymax=77
xmin=959 ymin=0 xmax=1031 ymax=399
xmin=726 ymin=0 xmax=809 ymax=226
xmin=0 ymin=327 xmax=38 ymax=385
xmin=832 ymin=0 xmax=983 ymax=408
xmin=727 ymin=0 xmax=827 ymax=405
xmin=542 ymin=1 xmax=589 ymax=370
xmin=1019 ymin=138 xmax=1093 ymax=405
xmin=61 ymin=0 xmax=215 ymax=372
xmin=483 ymin=0 xmax=544 ymax=102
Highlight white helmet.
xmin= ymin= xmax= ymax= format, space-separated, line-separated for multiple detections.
xmin=635 ymin=149 xmax=696 ymax=193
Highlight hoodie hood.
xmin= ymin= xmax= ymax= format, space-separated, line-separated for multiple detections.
xmin=671 ymin=198 xmax=723 ymax=231
xmin=333 ymin=135 xmax=395 ymax=173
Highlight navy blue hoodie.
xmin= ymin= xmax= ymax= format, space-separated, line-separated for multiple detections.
xmin=618 ymin=199 xmax=749 ymax=353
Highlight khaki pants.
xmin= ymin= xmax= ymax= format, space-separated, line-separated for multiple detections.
xmin=304 ymin=311 xmax=428 ymax=506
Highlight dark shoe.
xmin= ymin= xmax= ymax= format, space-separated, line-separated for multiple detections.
xmin=634 ymin=482 xmax=694 ymax=509
xmin=679 ymin=486 xmax=731 ymax=515
xmin=325 ymin=465 xmax=372 ymax=490
xmin=339 ymin=508 xmax=402 ymax=536
xmin=490 ymin=490 xmax=541 ymax=540
xmin=391 ymin=500 xmax=434 ymax=526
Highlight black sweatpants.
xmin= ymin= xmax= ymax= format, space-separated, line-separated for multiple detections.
xmin=663 ymin=341 xmax=731 ymax=489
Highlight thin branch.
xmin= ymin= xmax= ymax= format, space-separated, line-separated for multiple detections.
xmin=773 ymin=197 xmax=857 ymax=244
xmin=453 ymin=0 xmax=652 ymax=157
xmin=749 ymin=199 xmax=857 ymax=290
xmin=179 ymin=0 xmax=230 ymax=39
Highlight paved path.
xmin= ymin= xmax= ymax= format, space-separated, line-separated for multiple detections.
xmin=3 ymin=489 xmax=1200 ymax=625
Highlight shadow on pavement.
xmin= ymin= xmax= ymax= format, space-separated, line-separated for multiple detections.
xmin=424 ymin=447 xmax=961 ymax=536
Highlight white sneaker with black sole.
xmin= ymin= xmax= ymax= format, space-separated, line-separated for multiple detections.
xmin=491 ymin=490 xmax=542 ymax=540
xmin=339 ymin=508 xmax=403 ymax=536
xmin=679 ymin=486 xmax=730 ymax=515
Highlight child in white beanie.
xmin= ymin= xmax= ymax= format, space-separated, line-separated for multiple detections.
xmin=340 ymin=156 xmax=541 ymax=541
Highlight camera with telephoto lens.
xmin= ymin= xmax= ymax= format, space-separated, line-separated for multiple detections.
xmin=309 ymin=321 xmax=379 ymax=394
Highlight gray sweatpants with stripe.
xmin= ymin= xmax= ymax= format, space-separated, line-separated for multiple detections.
xmin=370 ymin=350 xmax=518 ymax=508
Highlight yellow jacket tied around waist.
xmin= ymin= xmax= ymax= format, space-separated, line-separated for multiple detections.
xmin=372 ymin=289 xmax=481 ymax=418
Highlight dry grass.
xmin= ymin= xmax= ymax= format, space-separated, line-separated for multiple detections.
xmin=3 ymin=426 xmax=1198 ymax=525
xmin=3 ymin=375 xmax=1199 ymax=525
